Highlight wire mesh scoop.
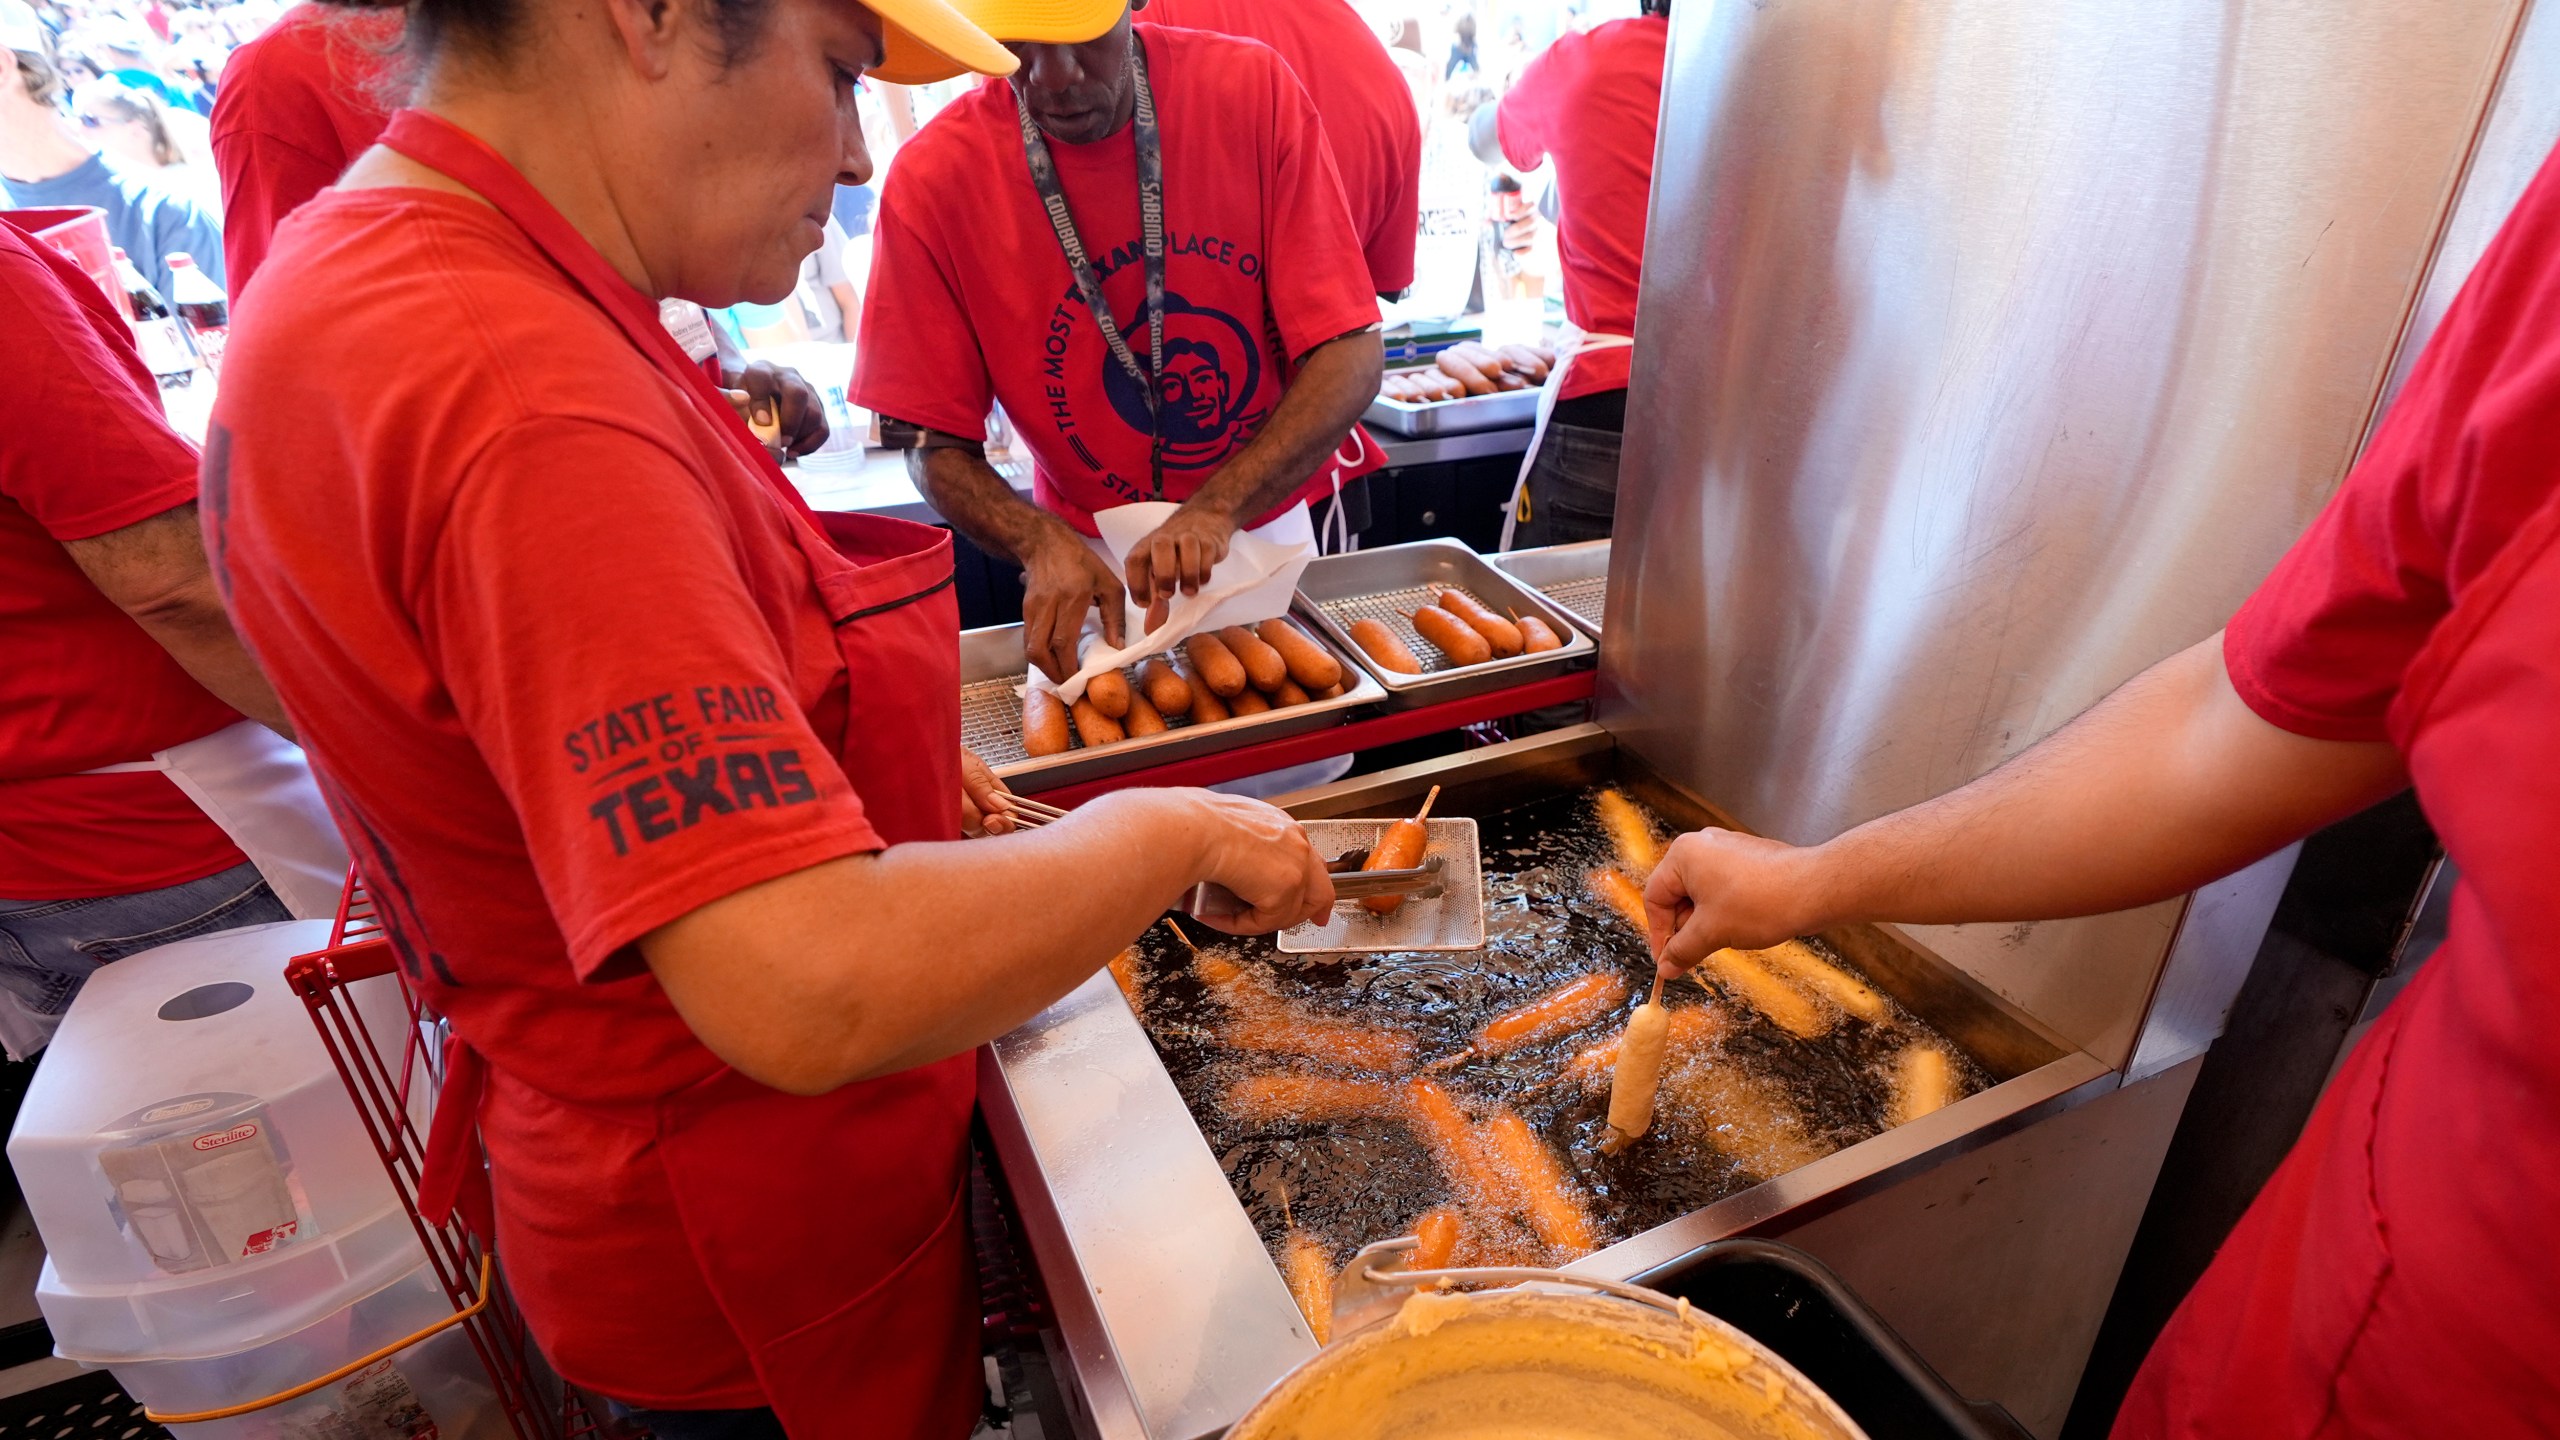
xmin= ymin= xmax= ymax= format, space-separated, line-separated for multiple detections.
xmin=1281 ymin=816 xmax=1484 ymax=953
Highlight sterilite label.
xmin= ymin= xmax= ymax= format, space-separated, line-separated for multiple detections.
xmin=192 ymin=1121 xmax=260 ymax=1151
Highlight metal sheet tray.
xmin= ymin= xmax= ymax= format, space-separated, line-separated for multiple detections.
xmin=1292 ymin=540 xmax=1595 ymax=708
xmin=960 ymin=623 xmax=1387 ymax=793
xmin=1363 ymin=383 xmax=1544 ymax=437
xmin=1490 ymin=539 xmax=1611 ymax=638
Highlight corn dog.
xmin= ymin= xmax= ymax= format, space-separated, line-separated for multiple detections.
xmin=1889 ymin=1044 xmax=1961 ymax=1127
xmin=1607 ymin=991 xmax=1672 ymax=1141
xmin=1436 ymin=588 xmax=1524 ymax=657
xmin=1283 ymin=1230 xmax=1334 ymax=1344
xmin=1225 ymin=1013 xmax=1417 ymax=1072
xmin=1516 ymin=612 xmax=1565 ymax=653
xmin=1402 ymin=1078 xmax=1503 ymax=1207
xmin=1139 ymin=656 xmax=1193 ymax=715
xmin=1589 ymin=867 xmax=1649 ymax=933
xmin=1271 ymin=677 xmax=1312 ymax=707
xmin=1409 ymin=1208 xmax=1463 ymax=1272
xmin=1562 ymin=1005 xmax=1725 ymax=1088
xmin=1186 ymin=668 xmax=1233 ymax=724
xmin=1194 ymin=950 xmax=1247 ymax=991
xmin=1475 ymin=972 xmax=1630 ymax=1054
xmin=1754 ymin=939 xmax=1891 ymax=1023
xmin=1123 ymin=693 xmax=1168 ymax=737
xmin=1222 ymin=1073 xmax=1395 ymax=1125
xmin=1022 ymin=687 xmax=1071 ymax=756
xmin=1257 ymin=618 xmax=1343 ymax=691
xmin=1668 ymin=1056 xmax=1833 ymax=1180
xmin=1349 ymin=617 xmax=1423 ymax=673
xmin=1217 ymin=625 xmax=1289 ymax=692
xmin=1083 ymin=665 xmax=1132 ymax=720
xmin=1480 ymin=1106 xmax=1598 ymax=1255
xmin=1410 ymin=605 xmax=1493 ymax=666
xmin=1360 ymin=786 xmax=1438 ymax=916
xmin=1593 ymin=789 xmax=1663 ymax=877
xmin=1697 ymin=947 xmax=1832 ymax=1039
xmin=1312 ymin=680 xmax=1346 ymax=700
xmin=1229 ymin=687 xmax=1272 ymax=715
xmin=1183 ymin=632 xmax=1249 ymax=697
xmin=1106 ymin=947 xmax=1141 ymax=1007
xmin=1069 ymin=697 xmax=1124 ymax=748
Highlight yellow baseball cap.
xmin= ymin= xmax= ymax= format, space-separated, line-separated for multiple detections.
xmin=870 ymin=0 xmax=1023 ymax=84
xmin=940 ymin=0 xmax=1127 ymax=47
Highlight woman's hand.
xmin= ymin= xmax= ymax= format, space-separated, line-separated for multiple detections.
xmin=960 ymin=749 xmax=1014 ymax=836
xmin=1178 ymin=789 xmax=1336 ymax=935
xmin=1642 ymin=828 xmax=1831 ymax=977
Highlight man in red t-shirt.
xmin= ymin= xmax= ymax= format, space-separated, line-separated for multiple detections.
xmin=0 ymin=218 xmax=314 ymax=1058
xmin=1140 ymin=0 xmax=1419 ymax=298
xmin=1643 ymin=143 xmax=2560 ymax=1436
xmin=854 ymin=0 xmax=1385 ymax=682
xmin=1474 ymin=1 xmax=1666 ymax=544
xmin=209 ymin=2 xmax=399 ymax=299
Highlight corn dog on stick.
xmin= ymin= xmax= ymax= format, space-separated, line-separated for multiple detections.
xmin=1224 ymin=1014 xmax=1418 ymax=1073
xmin=1889 ymin=1044 xmax=1961 ymax=1127
xmin=1282 ymin=1230 xmax=1335 ymax=1344
xmin=1479 ymin=1105 xmax=1599 ymax=1256
xmin=1409 ymin=1208 xmax=1463 ymax=1272
xmin=1606 ymin=975 xmax=1672 ymax=1142
xmin=1474 ymin=972 xmax=1631 ymax=1054
xmin=1193 ymin=949 xmax=1246 ymax=991
xmin=1668 ymin=1056 xmax=1834 ymax=1180
xmin=1222 ymin=1073 xmax=1397 ymax=1125
xmin=1696 ymin=946 xmax=1833 ymax=1038
xmin=1563 ymin=1004 xmax=1727 ymax=1090
xmin=1754 ymin=939 xmax=1891 ymax=1023
xmin=1593 ymin=788 xmax=1664 ymax=877
xmin=1589 ymin=866 xmax=1649 ymax=933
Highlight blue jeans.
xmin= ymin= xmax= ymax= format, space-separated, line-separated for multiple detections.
xmin=0 ymin=862 xmax=289 ymax=1051
xmin=1517 ymin=420 xmax=1624 ymax=547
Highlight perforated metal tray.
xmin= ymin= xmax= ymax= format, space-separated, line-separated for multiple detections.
xmin=961 ymin=623 xmax=1388 ymax=793
xmin=1491 ymin=539 xmax=1611 ymax=638
xmin=1279 ymin=817 xmax=1483 ymax=953
xmin=1291 ymin=540 xmax=1595 ymax=709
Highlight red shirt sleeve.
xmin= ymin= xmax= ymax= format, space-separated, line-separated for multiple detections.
xmin=0 ymin=234 xmax=201 ymax=540
xmin=850 ymin=176 xmax=995 ymax=440
xmin=1258 ymin=57 xmax=1383 ymax=361
xmin=422 ymin=417 xmax=884 ymax=975
xmin=1366 ymin=117 xmax=1422 ymax=295
xmin=1496 ymin=38 xmax=1568 ymax=173
xmin=214 ymin=127 xmax=347 ymax=300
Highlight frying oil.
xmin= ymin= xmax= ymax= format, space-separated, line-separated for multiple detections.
xmin=1126 ymin=788 xmax=1993 ymax=1277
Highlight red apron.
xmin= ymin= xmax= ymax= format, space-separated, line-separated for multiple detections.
xmin=2114 ymin=481 xmax=2560 ymax=1438
xmin=386 ymin=111 xmax=980 ymax=1438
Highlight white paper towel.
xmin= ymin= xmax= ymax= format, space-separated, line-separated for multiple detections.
xmin=1038 ymin=502 xmax=1317 ymax=705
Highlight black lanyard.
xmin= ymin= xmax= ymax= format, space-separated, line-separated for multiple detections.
xmin=1014 ymin=31 xmax=1167 ymax=500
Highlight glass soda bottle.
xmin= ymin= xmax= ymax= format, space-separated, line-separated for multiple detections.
xmin=112 ymin=247 xmax=196 ymax=389
xmin=166 ymin=253 xmax=230 ymax=380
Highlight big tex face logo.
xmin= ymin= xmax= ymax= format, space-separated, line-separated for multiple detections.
xmin=1098 ymin=292 xmax=1264 ymax=467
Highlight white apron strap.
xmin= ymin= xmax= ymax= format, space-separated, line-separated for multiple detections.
xmin=1499 ymin=332 xmax=1635 ymax=553
xmin=84 ymin=721 xmax=351 ymax=920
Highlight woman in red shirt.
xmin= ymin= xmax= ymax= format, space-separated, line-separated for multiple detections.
xmin=204 ymin=0 xmax=1333 ymax=1433
xmin=1643 ymin=144 xmax=2560 ymax=1437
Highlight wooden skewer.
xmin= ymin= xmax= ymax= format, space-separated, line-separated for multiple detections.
xmin=1414 ymin=785 xmax=1441 ymax=824
xmin=1158 ymin=915 xmax=1202 ymax=956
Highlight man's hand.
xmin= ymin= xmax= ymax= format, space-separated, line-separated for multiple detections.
xmin=1021 ymin=527 xmax=1127 ymax=684
xmin=723 ymin=360 xmax=829 ymax=457
xmin=1124 ymin=499 xmax=1239 ymax=609
xmin=1642 ymin=829 xmax=1828 ymax=977
xmin=961 ymin=748 xmax=1016 ymax=837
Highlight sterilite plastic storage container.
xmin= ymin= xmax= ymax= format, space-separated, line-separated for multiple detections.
xmin=7 ymin=920 xmax=497 ymax=1437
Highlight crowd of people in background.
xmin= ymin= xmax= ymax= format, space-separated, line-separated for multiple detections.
xmin=4 ymin=0 xmax=1632 ymax=334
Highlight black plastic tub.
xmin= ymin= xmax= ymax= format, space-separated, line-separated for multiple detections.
xmin=1636 ymin=1239 xmax=2035 ymax=1440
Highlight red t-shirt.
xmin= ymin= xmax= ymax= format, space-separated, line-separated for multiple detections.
xmin=855 ymin=27 xmax=1383 ymax=538
xmin=2118 ymin=147 xmax=2560 ymax=1437
xmin=1142 ymin=0 xmax=1421 ymax=295
xmin=1497 ymin=17 xmax=1666 ymax=401
xmin=205 ymin=187 xmax=886 ymax=1407
xmin=209 ymin=3 xmax=397 ymax=301
xmin=0 ymin=220 xmax=243 ymax=900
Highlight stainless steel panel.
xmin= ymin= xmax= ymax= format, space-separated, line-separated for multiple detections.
xmin=1292 ymin=540 xmax=1595 ymax=707
xmin=2373 ymin=0 xmax=2560 ymax=419
xmin=2124 ymin=841 xmax=2301 ymax=1083
xmin=958 ymin=623 xmax=1386 ymax=793
xmin=1604 ymin=0 xmax=2528 ymax=1066
xmin=1490 ymin=539 xmax=1611 ymax=637
xmin=983 ymin=727 xmax=2110 ymax=1440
